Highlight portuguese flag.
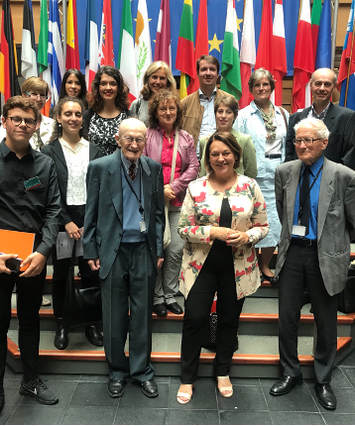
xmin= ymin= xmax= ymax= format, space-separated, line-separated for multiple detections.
xmin=175 ymin=0 xmax=195 ymax=98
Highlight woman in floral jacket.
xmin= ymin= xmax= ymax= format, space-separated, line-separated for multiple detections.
xmin=176 ymin=131 xmax=269 ymax=404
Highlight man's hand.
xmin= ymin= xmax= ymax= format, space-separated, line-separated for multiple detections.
xmin=88 ymin=258 xmax=100 ymax=271
xmin=0 ymin=253 xmax=18 ymax=275
xmin=157 ymin=257 xmax=164 ymax=269
xmin=19 ymin=252 xmax=46 ymax=277
xmin=65 ymin=221 xmax=82 ymax=240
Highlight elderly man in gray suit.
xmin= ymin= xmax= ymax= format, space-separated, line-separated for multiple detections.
xmin=269 ymin=117 xmax=355 ymax=410
xmin=83 ymin=118 xmax=164 ymax=399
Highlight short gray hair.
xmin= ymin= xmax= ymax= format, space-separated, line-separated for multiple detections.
xmin=294 ymin=117 xmax=330 ymax=140
xmin=248 ymin=68 xmax=275 ymax=92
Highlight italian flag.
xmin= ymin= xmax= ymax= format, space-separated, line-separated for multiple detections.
xmin=221 ymin=0 xmax=242 ymax=100
xmin=118 ymin=0 xmax=138 ymax=102
xmin=175 ymin=0 xmax=195 ymax=99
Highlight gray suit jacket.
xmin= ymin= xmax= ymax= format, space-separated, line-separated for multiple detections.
xmin=274 ymin=158 xmax=355 ymax=296
xmin=83 ymin=149 xmax=165 ymax=280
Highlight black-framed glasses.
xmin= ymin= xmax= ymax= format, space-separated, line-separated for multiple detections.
xmin=7 ymin=116 xmax=37 ymax=128
xmin=121 ymin=135 xmax=145 ymax=144
xmin=293 ymin=137 xmax=322 ymax=145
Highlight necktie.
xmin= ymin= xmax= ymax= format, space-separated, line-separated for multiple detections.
xmin=299 ymin=166 xmax=311 ymax=232
xmin=128 ymin=162 xmax=136 ymax=180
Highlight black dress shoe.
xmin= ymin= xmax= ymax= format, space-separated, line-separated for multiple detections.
xmin=270 ymin=375 xmax=303 ymax=396
xmin=54 ymin=320 xmax=68 ymax=350
xmin=141 ymin=380 xmax=159 ymax=398
xmin=85 ymin=324 xmax=104 ymax=346
xmin=153 ymin=303 xmax=167 ymax=316
xmin=166 ymin=302 xmax=183 ymax=315
xmin=315 ymin=383 xmax=337 ymax=410
xmin=0 ymin=386 xmax=4 ymax=413
xmin=107 ymin=379 xmax=126 ymax=398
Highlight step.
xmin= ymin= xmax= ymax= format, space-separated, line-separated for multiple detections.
xmin=6 ymin=331 xmax=352 ymax=378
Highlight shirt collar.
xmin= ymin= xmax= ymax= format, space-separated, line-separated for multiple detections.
xmin=311 ymin=102 xmax=331 ymax=120
xmin=121 ymin=152 xmax=139 ymax=172
xmin=199 ymin=87 xmax=217 ymax=100
xmin=302 ymin=155 xmax=324 ymax=176
xmin=60 ymin=137 xmax=87 ymax=153
xmin=0 ymin=139 xmax=34 ymax=160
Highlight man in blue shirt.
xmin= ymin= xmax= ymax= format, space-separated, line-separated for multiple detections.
xmin=269 ymin=117 xmax=355 ymax=410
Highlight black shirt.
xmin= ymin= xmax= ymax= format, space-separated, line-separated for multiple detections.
xmin=0 ymin=140 xmax=61 ymax=256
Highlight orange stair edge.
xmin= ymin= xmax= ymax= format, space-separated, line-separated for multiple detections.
xmin=7 ymin=337 xmax=351 ymax=365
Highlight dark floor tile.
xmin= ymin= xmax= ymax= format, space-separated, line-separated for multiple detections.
xmin=230 ymin=377 xmax=260 ymax=386
xmin=118 ymin=383 xmax=169 ymax=408
xmin=6 ymin=405 xmax=64 ymax=425
xmin=270 ymin=411 xmax=325 ymax=425
xmin=62 ymin=405 xmax=115 ymax=425
xmin=220 ymin=410 xmax=272 ymax=425
xmin=262 ymin=384 xmax=318 ymax=412
xmin=217 ymin=384 xmax=267 ymax=411
xmin=114 ymin=408 xmax=167 ymax=425
xmin=341 ymin=367 xmax=355 ymax=387
xmin=2 ymin=382 xmax=24 ymax=407
xmin=69 ymin=382 xmax=118 ymax=407
xmin=166 ymin=408 xmax=219 ymax=425
xmin=41 ymin=373 xmax=83 ymax=382
xmin=169 ymin=380 xmax=217 ymax=409
xmin=312 ymin=387 xmax=355 ymax=413
xmin=20 ymin=380 xmax=77 ymax=409
xmin=323 ymin=413 xmax=355 ymax=424
xmin=0 ymin=404 xmax=16 ymax=425
xmin=338 ymin=349 xmax=355 ymax=367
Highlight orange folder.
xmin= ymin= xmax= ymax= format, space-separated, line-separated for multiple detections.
xmin=0 ymin=229 xmax=35 ymax=270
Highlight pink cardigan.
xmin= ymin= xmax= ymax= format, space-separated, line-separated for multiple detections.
xmin=144 ymin=128 xmax=199 ymax=203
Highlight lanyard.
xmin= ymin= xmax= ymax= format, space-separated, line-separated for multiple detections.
xmin=298 ymin=165 xmax=323 ymax=220
xmin=121 ymin=162 xmax=144 ymax=216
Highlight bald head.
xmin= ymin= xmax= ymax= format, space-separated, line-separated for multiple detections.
xmin=311 ymin=68 xmax=337 ymax=85
xmin=119 ymin=117 xmax=147 ymax=136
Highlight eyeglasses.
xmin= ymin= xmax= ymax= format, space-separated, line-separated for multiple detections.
xmin=120 ymin=136 xmax=145 ymax=144
xmin=25 ymin=91 xmax=48 ymax=101
xmin=293 ymin=137 xmax=322 ymax=145
xmin=7 ymin=116 xmax=37 ymax=128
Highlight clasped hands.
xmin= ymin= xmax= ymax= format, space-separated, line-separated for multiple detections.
xmin=210 ymin=226 xmax=249 ymax=247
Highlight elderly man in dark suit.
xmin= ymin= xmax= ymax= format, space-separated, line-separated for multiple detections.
xmin=270 ymin=117 xmax=355 ymax=410
xmin=285 ymin=68 xmax=355 ymax=169
xmin=83 ymin=118 xmax=164 ymax=399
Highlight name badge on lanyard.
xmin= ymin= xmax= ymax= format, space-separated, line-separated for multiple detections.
xmin=292 ymin=225 xmax=306 ymax=237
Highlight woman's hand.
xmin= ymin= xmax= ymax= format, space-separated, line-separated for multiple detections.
xmin=164 ymin=184 xmax=176 ymax=201
xmin=65 ymin=221 xmax=82 ymax=240
xmin=226 ymin=231 xmax=249 ymax=247
xmin=210 ymin=227 xmax=233 ymax=242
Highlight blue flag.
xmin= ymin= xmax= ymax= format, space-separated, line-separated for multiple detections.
xmin=315 ymin=0 xmax=331 ymax=69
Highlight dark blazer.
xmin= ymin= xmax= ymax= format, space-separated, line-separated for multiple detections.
xmin=42 ymin=139 xmax=103 ymax=225
xmin=285 ymin=103 xmax=355 ymax=168
xmin=275 ymin=157 xmax=355 ymax=296
xmin=83 ymin=149 xmax=165 ymax=280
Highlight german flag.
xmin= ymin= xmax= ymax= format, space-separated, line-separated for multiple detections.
xmin=0 ymin=0 xmax=20 ymax=103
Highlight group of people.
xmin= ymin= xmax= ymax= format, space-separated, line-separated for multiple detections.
xmin=0 ymin=53 xmax=354 ymax=414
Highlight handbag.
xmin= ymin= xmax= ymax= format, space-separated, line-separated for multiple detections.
xmin=163 ymin=132 xmax=179 ymax=249
xmin=63 ymin=242 xmax=102 ymax=328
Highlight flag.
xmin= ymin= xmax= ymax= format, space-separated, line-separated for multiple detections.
xmin=188 ymin=0 xmax=208 ymax=93
xmin=338 ymin=0 xmax=355 ymax=109
xmin=37 ymin=0 xmax=48 ymax=74
xmin=220 ymin=0 xmax=242 ymax=100
xmin=118 ymin=0 xmax=138 ymax=102
xmin=292 ymin=0 xmax=314 ymax=112
xmin=99 ymin=0 xmax=114 ymax=66
xmin=315 ymin=0 xmax=331 ymax=69
xmin=239 ymin=0 xmax=256 ymax=109
xmin=135 ymin=0 xmax=152 ymax=92
xmin=47 ymin=0 xmax=65 ymax=106
xmin=85 ymin=0 xmax=102 ymax=91
xmin=311 ymin=0 xmax=322 ymax=64
xmin=271 ymin=0 xmax=287 ymax=106
xmin=21 ymin=0 xmax=38 ymax=79
xmin=66 ymin=0 xmax=80 ymax=69
xmin=0 ymin=0 xmax=20 ymax=102
xmin=176 ymin=0 xmax=195 ymax=98
xmin=255 ymin=0 xmax=273 ymax=72
xmin=154 ymin=0 xmax=171 ymax=67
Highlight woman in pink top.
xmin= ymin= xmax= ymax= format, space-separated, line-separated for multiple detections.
xmin=144 ymin=89 xmax=199 ymax=316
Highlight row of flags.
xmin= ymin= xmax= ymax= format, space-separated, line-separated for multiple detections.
xmin=0 ymin=0 xmax=354 ymax=112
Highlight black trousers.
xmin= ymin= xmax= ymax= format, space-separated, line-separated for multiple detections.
xmin=101 ymin=241 xmax=156 ymax=382
xmin=0 ymin=270 xmax=45 ymax=383
xmin=181 ymin=242 xmax=245 ymax=384
xmin=278 ymin=242 xmax=338 ymax=384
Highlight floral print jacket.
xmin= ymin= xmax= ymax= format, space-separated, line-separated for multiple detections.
xmin=178 ymin=175 xmax=269 ymax=299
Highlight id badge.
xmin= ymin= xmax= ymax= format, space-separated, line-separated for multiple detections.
xmin=139 ymin=220 xmax=147 ymax=233
xmin=292 ymin=225 xmax=306 ymax=237
xmin=24 ymin=176 xmax=41 ymax=191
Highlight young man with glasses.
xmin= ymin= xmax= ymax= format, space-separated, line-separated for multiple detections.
xmin=0 ymin=96 xmax=61 ymax=412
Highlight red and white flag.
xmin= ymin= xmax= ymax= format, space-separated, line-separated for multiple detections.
xmin=292 ymin=0 xmax=314 ymax=112
xmin=99 ymin=0 xmax=114 ymax=66
xmin=154 ymin=0 xmax=171 ymax=67
xmin=271 ymin=0 xmax=287 ymax=106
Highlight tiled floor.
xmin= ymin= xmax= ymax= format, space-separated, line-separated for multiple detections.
xmin=2 ymin=350 xmax=355 ymax=425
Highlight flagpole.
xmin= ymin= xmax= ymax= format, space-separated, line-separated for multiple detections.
xmin=344 ymin=5 xmax=355 ymax=106
xmin=331 ymin=0 xmax=339 ymax=68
